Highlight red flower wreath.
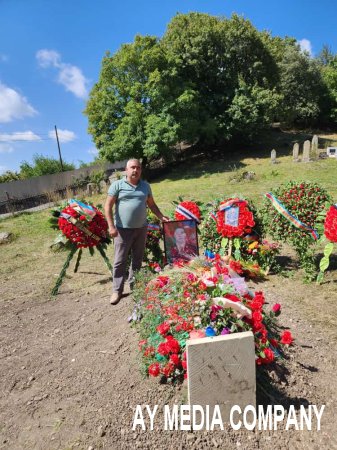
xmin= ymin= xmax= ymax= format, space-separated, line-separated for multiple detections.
xmin=58 ymin=205 xmax=108 ymax=248
xmin=216 ymin=198 xmax=255 ymax=238
xmin=175 ymin=201 xmax=201 ymax=222
xmin=324 ymin=205 xmax=337 ymax=243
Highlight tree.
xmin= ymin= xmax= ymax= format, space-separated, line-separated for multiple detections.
xmin=0 ymin=171 xmax=21 ymax=183
xmin=321 ymin=56 xmax=337 ymax=122
xmin=19 ymin=154 xmax=75 ymax=179
xmin=276 ymin=43 xmax=325 ymax=125
xmin=162 ymin=13 xmax=279 ymax=143
xmin=84 ymin=35 xmax=180 ymax=166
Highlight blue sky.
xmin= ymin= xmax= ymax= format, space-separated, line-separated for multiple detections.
xmin=1 ymin=0 xmax=337 ymax=175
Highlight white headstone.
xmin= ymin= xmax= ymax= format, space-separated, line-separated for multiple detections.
xmin=271 ymin=149 xmax=277 ymax=164
xmin=311 ymin=135 xmax=319 ymax=159
xmin=187 ymin=331 xmax=256 ymax=423
xmin=293 ymin=143 xmax=300 ymax=162
xmin=303 ymin=140 xmax=311 ymax=162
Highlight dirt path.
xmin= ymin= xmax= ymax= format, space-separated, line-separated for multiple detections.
xmin=1 ymin=258 xmax=337 ymax=449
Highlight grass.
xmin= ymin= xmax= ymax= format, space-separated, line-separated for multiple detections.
xmin=150 ymin=146 xmax=337 ymax=211
xmin=1 ymin=128 xmax=337 ymax=304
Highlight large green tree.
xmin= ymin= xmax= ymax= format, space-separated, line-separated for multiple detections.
xmin=85 ymin=12 xmax=335 ymax=164
xmin=85 ymin=35 xmax=179 ymax=166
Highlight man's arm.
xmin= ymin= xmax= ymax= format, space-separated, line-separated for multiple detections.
xmin=104 ymin=195 xmax=119 ymax=237
xmin=147 ymin=196 xmax=169 ymax=222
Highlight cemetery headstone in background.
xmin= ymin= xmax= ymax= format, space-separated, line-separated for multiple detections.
xmin=271 ymin=149 xmax=277 ymax=164
xmin=311 ymin=135 xmax=319 ymax=160
xmin=292 ymin=143 xmax=300 ymax=162
xmin=302 ymin=140 xmax=311 ymax=162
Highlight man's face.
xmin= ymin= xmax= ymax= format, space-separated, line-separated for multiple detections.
xmin=174 ymin=228 xmax=186 ymax=245
xmin=126 ymin=160 xmax=142 ymax=184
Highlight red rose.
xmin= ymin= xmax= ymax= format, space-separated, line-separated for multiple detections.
xmin=280 ymin=330 xmax=293 ymax=345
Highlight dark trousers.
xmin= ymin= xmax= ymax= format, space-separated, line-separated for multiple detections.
xmin=112 ymin=226 xmax=148 ymax=293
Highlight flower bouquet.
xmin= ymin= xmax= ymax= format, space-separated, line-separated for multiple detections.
xmin=133 ymin=255 xmax=292 ymax=384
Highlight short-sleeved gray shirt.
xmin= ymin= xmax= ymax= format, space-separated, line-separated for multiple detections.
xmin=108 ymin=178 xmax=152 ymax=228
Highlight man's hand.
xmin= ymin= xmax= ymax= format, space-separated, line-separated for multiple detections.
xmin=108 ymin=225 xmax=119 ymax=238
xmin=161 ymin=216 xmax=170 ymax=222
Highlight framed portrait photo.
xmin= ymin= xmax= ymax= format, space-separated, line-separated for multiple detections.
xmin=163 ymin=220 xmax=199 ymax=264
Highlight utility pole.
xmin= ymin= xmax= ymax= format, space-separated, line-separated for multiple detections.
xmin=54 ymin=125 xmax=64 ymax=171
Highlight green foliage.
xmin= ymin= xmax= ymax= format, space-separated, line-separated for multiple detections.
xmin=144 ymin=211 xmax=163 ymax=265
xmin=321 ymin=56 xmax=337 ymax=122
xmin=0 ymin=170 xmax=21 ymax=183
xmin=317 ymin=242 xmax=334 ymax=284
xmin=260 ymin=181 xmax=332 ymax=279
xmin=276 ymin=44 xmax=325 ymax=125
xmin=87 ymin=12 xmax=330 ymax=164
xmin=20 ymin=154 xmax=75 ymax=178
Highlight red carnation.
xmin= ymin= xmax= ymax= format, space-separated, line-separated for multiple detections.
xmin=157 ymin=342 xmax=169 ymax=356
xmin=161 ymin=362 xmax=175 ymax=377
xmin=58 ymin=205 xmax=108 ymax=248
xmin=165 ymin=337 xmax=180 ymax=354
xmin=157 ymin=322 xmax=171 ymax=336
xmin=170 ymin=354 xmax=181 ymax=367
xmin=280 ymin=330 xmax=293 ymax=345
xmin=216 ymin=198 xmax=255 ymax=238
xmin=324 ymin=205 xmax=337 ymax=242
xmin=148 ymin=363 xmax=160 ymax=377
xmin=272 ymin=303 xmax=281 ymax=316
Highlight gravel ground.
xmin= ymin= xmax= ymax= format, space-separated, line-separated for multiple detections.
xmin=1 ymin=262 xmax=337 ymax=450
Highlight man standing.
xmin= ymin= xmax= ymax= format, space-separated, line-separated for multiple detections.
xmin=105 ymin=158 xmax=168 ymax=305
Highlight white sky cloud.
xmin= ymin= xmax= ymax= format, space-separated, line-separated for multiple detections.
xmin=0 ymin=143 xmax=14 ymax=153
xmin=48 ymin=128 xmax=76 ymax=143
xmin=0 ymin=131 xmax=41 ymax=142
xmin=298 ymin=39 xmax=313 ymax=57
xmin=36 ymin=49 xmax=89 ymax=99
xmin=0 ymin=81 xmax=37 ymax=123
xmin=88 ymin=147 xmax=98 ymax=155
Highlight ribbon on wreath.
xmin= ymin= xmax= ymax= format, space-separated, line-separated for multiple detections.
xmin=218 ymin=199 xmax=247 ymax=212
xmin=175 ymin=204 xmax=201 ymax=223
xmin=147 ymin=223 xmax=161 ymax=231
xmin=265 ymin=192 xmax=319 ymax=240
xmin=69 ymin=199 xmax=96 ymax=221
